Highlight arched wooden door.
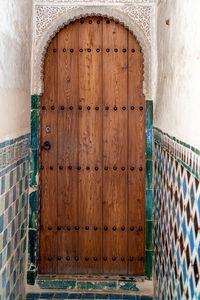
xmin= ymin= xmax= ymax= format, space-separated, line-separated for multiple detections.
xmin=39 ymin=17 xmax=145 ymax=275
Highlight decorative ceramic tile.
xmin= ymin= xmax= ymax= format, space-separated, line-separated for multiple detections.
xmin=0 ymin=134 xmax=30 ymax=300
xmin=26 ymin=293 xmax=153 ymax=299
xmin=153 ymin=128 xmax=200 ymax=300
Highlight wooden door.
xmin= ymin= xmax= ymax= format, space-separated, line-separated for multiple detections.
xmin=39 ymin=17 xmax=145 ymax=275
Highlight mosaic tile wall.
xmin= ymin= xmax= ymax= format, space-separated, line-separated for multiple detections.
xmin=0 ymin=134 xmax=30 ymax=299
xmin=27 ymin=96 xmax=154 ymax=285
xmin=153 ymin=127 xmax=200 ymax=300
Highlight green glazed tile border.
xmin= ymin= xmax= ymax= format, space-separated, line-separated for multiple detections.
xmin=145 ymin=160 xmax=153 ymax=189
xmin=145 ymin=221 xmax=153 ymax=250
xmin=28 ymin=229 xmax=37 ymax=268
xmin=31 ymin=110 xmax=39 ymax=150
xmin=145 ymin=101 xmax=153 ymax=130
xmin=118 ymin=282 xmax=139 ymax=291
xmin=29 ymin=191 xmax=38 ymax=229
xmin=30 ymin=149 xmax=38 ymax=187
xmin=145 ymin=130 xmax=152 ymax=160
xmin=37 ymin=280 xmax=76 ymax=289
xmin=145 ymin=190 xmax=153 ymax=221
xmin=31 ymin=95 xmax=39 ymax=110
xmin=145 ymin=250 xmax=153 ymax=280
xmin=77 ymin=281 xmax=117 ymax=290
xmin=27 ymin=270 xmax=37 ymax=285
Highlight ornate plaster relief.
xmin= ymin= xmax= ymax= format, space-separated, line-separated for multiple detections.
xmin=31 ymin=0 xmax=157 ymax=98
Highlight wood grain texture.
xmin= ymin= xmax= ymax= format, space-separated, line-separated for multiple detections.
xmin=40 ymin=17 xmax=145 ymax=275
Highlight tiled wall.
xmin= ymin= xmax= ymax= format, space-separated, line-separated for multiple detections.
xmin=27 ymin=96 xmax=154 ymax=285
xmin=153 ymin=127 xmax=200 ymax=300
xmin=0 ymin=134 xmax=30 ymax=299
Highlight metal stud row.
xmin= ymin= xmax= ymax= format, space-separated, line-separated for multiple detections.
xmin=45 ymin=256 xmax=143 ymax=261
xmin=69 ymin=19 xmax=120 ymax=25
xmin=41 ymin=106 xmax=143 ymax=111
xmin=41 ymin=226 xmax=142 ymax=231
xmin=53 ymin=48 xmax=136 ymax=53
xmin=41 ymin=166 xmax=143 ymax=171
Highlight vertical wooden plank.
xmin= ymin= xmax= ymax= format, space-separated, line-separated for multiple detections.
xmin=39 ymin=35 xmax=58 ymax=274
xmin=77 ymin=17 xmax=103 ymax=274
xmin=57 ymin=22 xmax=79 ymax=274
xmin=127 ymin=31 xmax=145 ymax=275
xmin=102 ymin=19 xmax=128 ymax=274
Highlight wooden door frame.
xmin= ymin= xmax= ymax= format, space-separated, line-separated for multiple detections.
xmin=28 ymin=11 xmax=154 ymax=286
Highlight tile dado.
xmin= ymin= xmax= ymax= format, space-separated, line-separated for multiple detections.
xmin=153 ymin=128 xmax=200 ymax=300
xmin=0 ymin=134 xmax=30 ymax=300
xmin=28 ymin=96 xmax=154 ymax=285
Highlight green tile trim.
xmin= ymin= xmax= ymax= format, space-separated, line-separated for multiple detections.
xmin=31 ymin=110 xmax=39 ymax=149
xmin=145 ymin=221 xmax=153 ymax=250
xmin=118 ymin=282 xmax=139 ymax=291
xmin=28 ymin=229 xmax=37 ymax=268
xmin=31 ymin=95 xmax=39 ymax=109
xmin=30 ymin=149 xmax=38 ymax=187
xmin=145 ymin=250 xmax=153 ymax=279
xmin=77 ymin=281 xmax=117 ymax=290
xmin=145 ymin=101 xmax=153 ymax=130
xmin=37 ymin=280 xmax=76 ymax=289
xmin=29 ymin=191 xmax=38 ymax=229
xmin=145 ymin=130 xmax=152 ymax=160
xmin=27 ymin=270 xmax=37 ymax=285
xmin=145 ymin=160 xmax=153 ymax=189
xmin=145 ymin=190 xmax=153 ymax=221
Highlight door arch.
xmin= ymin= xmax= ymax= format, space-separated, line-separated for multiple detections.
xmin=39 ymin=16 xmax=145 ymax=275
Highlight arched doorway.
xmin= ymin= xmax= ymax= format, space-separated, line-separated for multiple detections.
xmin=39 ymin=16 xmax=145 ymax=276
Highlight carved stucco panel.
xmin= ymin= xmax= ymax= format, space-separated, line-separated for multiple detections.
xmin=31 ymin=4 xmax=155 ymax=98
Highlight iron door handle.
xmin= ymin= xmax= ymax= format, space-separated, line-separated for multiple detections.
xmin=42 ymin=141 xmax=51 ymax=151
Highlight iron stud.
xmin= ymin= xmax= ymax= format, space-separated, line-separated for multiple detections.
xmin=106 ymin=48 xmax=110 ymax=52
xmin=40 ymin=165 xmax=44 ymax=170
xmin=60 ymin=106 xmax=64 ymax=110
xmin=75 ymin=226 xmax=79 ymax=230
xmin=69 ymin=106 xmax=73 ymax=110
xmin=122 ymin=106 xmax=126 ymax=110
xmin=104 ymin=226 xmax=108 ymax=231
xmin=121 ymin=257 xmax=125 ymax=261
xmin=106 ymin=20 xmax=110 ymax=24
xmin=95 ymin=107 xmax=99 ymax=110
xmin=97 ymin=20 xmax=100 ymax=24
xmin=114 ymin=49 xmax=118 ymax=52
xmin=104 ymin=166 xmax=108 ymax=170
xmin=122 ymin=49 xmax=126 ymax=52
xmin=131 ymin=49 xmax=135 ymax=53
xmin=59 ymin=166 xmax=63 ymax=170
xmin=70 ymin=49 xmax=74 ymax=53
xmin=48 ymin=257 xmax=52 ymax=261
xmin=85 ymin=257 xmax=89 ymax=261
xmin=95 ymin=166 xmax=99 ymax=171
xmin=77 ymin=166 xmax=81 ymax=170
xmin=68 ymin=166 xmax=72 ymax=170
xmin=57 ymin=226 xmax=61 ymax=230
xmin=53 ymin=49 xmax=57 ymax=52
xmin=50 ymin=166 xmax=53 ymax=170
xmin=63 ymin=48 xmax=66 ymax=52
xmin=67 ymin=226 xmax=71 ymax=231
xmin=131 ymin=106 xmax=135 ymax=110
xmin=89 ymin=20 xmax=92 ymax=24
xmin=80 ymin=20 xmax=84 ymax=24
xmin=48 ymin=226 xmax=52 ymax=230
xmin=130 ymin=167 xmax=135 ymax=171
xmin=121 ymin=226 xmax=125 ymax=231
xmin=138 ymin=226 xmax=143 ymax=231
xmin=79 ymin=49 xmax=83 ymax=52
xmin=75 ymin=256 xmax=79 ymax=261
xmin=85 ymin=226 xmax=89 ymax=230
xmin=114 ymin=106 xmax=117 ymax=111
xmin=130 ymin=227 xmax=135 ymax=231
xmin=94 ymin=226 xmax=98 ymax=231
xmin=130 ymin=257 xmax=134 ymax=261
xmin=51 ymin=106 xmax=55 ymax=110
xmin=121 ymin=167 xmax=125 ymax=171
xmin=86 ymin=166 xmax=90 ymax=170
xmin=139 ymin=167 xmax=143 ymax=171
xmin=93 ymin=257 xmax=97 ymax=261
xmin=66 ymin=256 xmax=70 ymax=261
xmin=87 ymin=106 xmax=91 ymax=110
xmin=57 ymin=257 xmax=62 ymax=261
xmin=105 ymin=106 xmax=109 ymax=110
xmin=112 ymin=257 xmax=116 ymax=261
xmin=96 ymin=48 xmax=100 ymax=52
xmin=138 ymin=257 xmax=143 ymax=261
xmin=139 ymin=106 xmax=143 ymax=111
xmin=113 ymin=166 xmax=117 ymax=170
xmin=88 ymin=48 xmax=91 ymax=52
xmin=112 ymin=226 xmax=116 ymax=231
xmin=79 ymin=106 xmax=82 ymax=110
xmin=115 ymin=21 xmax=119 ymax=24
xmin=42 ymin=106 xmax=46 ymax=110
xmin=103 ymin=257 xmax=107 ymax=261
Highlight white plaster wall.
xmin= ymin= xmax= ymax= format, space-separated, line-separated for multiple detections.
xmin=155 ymin=0 xmax=200 ymax=149
xmin=0 ymin=0 xmax=33 ymax=142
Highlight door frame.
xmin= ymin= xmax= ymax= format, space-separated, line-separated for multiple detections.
xmin=28 ymin=7 xmax=155 ymax=286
